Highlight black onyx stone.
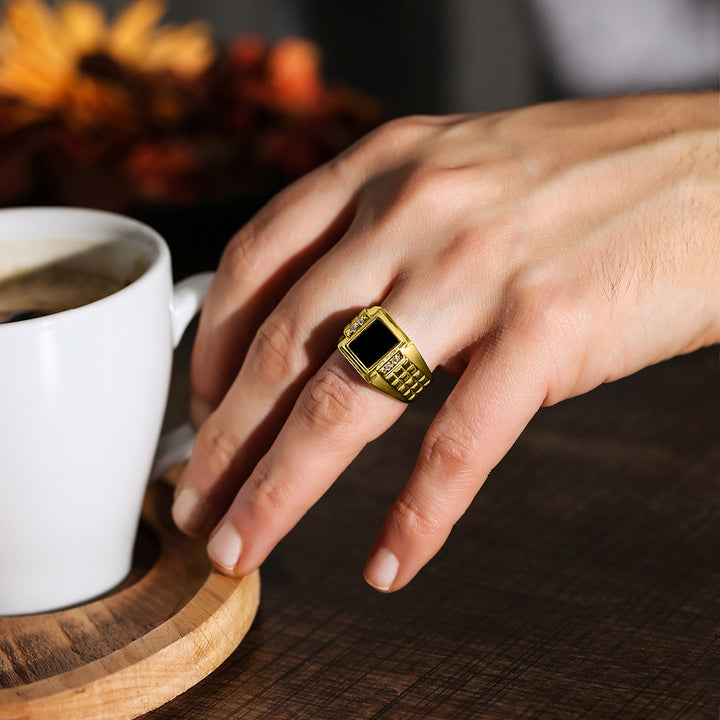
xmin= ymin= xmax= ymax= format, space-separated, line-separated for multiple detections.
xmin=348 ymin=319 xmax=399 ymax=369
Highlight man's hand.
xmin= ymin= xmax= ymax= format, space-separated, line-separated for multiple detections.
xmin=171 ymin=92 xmax=720 ymax=591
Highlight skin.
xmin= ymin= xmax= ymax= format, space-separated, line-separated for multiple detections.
xmin=171 ymin=92 xmax=720 ymax=592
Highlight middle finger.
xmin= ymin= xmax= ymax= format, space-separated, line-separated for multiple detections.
xmin=173 ymin=225 xmax=401 ymax=536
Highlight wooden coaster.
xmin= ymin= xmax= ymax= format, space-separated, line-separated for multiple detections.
xmin=0 ymin=477 xmax=260 ymax=720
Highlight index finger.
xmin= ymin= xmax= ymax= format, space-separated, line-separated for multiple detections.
xmin=190 ymin=162 xmax=357 ymax=420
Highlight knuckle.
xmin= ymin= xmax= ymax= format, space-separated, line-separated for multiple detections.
xmin=401 ymin=163 xmax=448 ymax=202
xmin=247 ymin=462 xmax=291 ymax=514
xmin=299 ymin=364 xmax=364 ymax=433
xmin=351 ymin=115 xmax=434 ymax=164
xmin=248 ymin=311 xmax=303 ymax=382
xmin=502 ymin=267 xmax=594 ymax=405
xmin=419 ymin=421 xmax=478 ymax=476
xmin=323 ymin=152 xmax=350 ymax=186
xmin=391 ymin=494 xmax=444 ymax=539
xmin=220 ymin=224 xmax=266 ymax=286
xmin=196 ymin=415 xmax=241 ymax=474
xmin=509 ymin=266 xmax=591 ymax=343
xmin=368 ymin=115 xmax=425 ymax=145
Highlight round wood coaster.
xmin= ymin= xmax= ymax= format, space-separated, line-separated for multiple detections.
xmin=0 ymin=477 xmax=260 ymax=720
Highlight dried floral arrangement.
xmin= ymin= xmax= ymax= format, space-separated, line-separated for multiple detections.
xmin=0 ymin=0 xmax=382 ymax=209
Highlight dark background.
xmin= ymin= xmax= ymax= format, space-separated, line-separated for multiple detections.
xmin=93 ymin=0 xmax=544 ymax=115
xmin=90 ymin=0 xmax=720 ymax=116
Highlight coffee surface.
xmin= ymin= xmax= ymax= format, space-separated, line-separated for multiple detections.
xmin=0 ymin=265 xmax=126 ymax=316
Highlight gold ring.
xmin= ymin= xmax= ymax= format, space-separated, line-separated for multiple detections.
xmin=338 ymin=306 xmax=432 ymax=402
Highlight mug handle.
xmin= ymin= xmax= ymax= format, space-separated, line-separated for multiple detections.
xmin=151 ymin=272 xmax=214 ymax=481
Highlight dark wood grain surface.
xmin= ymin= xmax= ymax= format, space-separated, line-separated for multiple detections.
xmin=148 ymin=342 xmax=719 ymax=719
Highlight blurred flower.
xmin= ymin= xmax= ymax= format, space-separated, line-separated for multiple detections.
xmin=0 ymin=0 xmax=214 ymax=129
xmin=0 ymin=1 xmax=383 ymax=209
xmin=266 ymin=38 xmax=324 ymax=111
xmin=228 ymin=35 xmax=325 ymax=112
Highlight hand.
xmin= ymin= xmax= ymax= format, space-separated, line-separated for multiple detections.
xmin=172 ymin=92 xmax=719 ymax=591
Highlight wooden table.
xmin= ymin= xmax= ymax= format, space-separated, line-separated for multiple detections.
xmin=147 ymin=341 xmax=719 ymax=719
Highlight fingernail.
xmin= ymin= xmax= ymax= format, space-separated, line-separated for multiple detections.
xmin=189 ymin=395 xmax=212 ymax=429
xmin=207 ymin=521 xmax=243 ymax=573
xmin=364 ymin=547 xmax=399 ymax=592
xmin=172 ymin=485 xmax=206 ymax=536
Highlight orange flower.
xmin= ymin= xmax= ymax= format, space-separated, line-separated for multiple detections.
xmin=265 ymin=38 xmax=324 ymax=111
xmin=0 ymin=0 xmax=215 ymax=129
xmin=105 ymin=0 xmax=214 ymax=79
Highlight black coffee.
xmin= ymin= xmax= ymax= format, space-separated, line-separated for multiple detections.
xmin=0 ymin=265 xmax=126 ymax=318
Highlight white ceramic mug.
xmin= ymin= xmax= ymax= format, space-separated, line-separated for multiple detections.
xmin=0 ymin=207 xmax=212 ymax=615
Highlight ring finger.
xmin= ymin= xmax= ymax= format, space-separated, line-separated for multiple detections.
xmin=200 ymin=286 xmax=446 ymax=577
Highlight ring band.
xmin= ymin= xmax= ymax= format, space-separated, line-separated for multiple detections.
xmin=338 ymin=306 xmax=432 ymax=402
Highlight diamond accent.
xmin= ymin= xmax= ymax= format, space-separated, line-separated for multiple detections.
xmin=345 ymin=314 xmax=368 ymax=337
xmin=381 ymin=353 xmax=403 ymax=376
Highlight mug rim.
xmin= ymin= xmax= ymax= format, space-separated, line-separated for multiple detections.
xmin=0 ymin=206 xmax=170 ymax=331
